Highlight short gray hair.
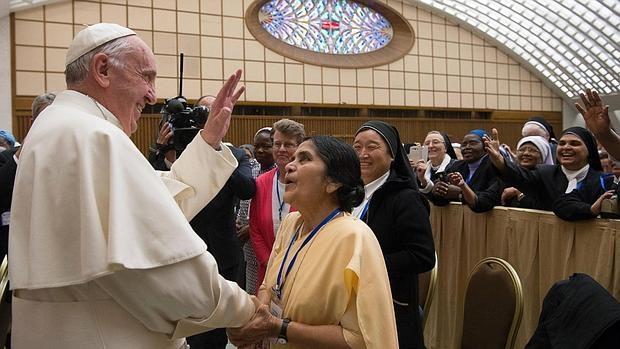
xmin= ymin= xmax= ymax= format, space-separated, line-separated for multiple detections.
xmin=31 ymin=92 xmax=56 ymax=119
xmin=65 ymin=35 xmax=135 ymax=86
xmin=272 ymin=119 xmax=305 ymax=145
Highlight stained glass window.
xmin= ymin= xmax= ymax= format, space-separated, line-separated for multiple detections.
xmin=258 ymin=0 xmax=393 ymax=55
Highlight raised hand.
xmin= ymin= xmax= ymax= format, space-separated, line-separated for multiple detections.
xmin=202 ymin=69 xmax=246 ymax=148
xmin=157 ymin=122 xmax=173 ymax=145
xmin=575 ymin=89 xmax=610 ymax=137
xmin=591 ymin=190 xmax=615 ymax=215
xmin=448 ymin=172 xmax=465 ymax=187
xmin=415 ymin=160 xmax=427 ymax=183
xmin=432 ymin=181 xmax=449 ymax=197
xmin=484 ymin=128 xmax=506 ymax=171
xmin=501 ymin=187 xmax=521 ymax=205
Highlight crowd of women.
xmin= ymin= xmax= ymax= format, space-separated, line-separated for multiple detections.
xmin=223 ymin=88 xmax=619 ymax=348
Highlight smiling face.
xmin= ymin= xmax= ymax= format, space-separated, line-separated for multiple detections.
xmin=557 ymin=133 xmax=589 ymax=170
xmin=272 ymin=130 xmax=299 ymax=171
xmin=106 ymin=36 xmax=157 ymax=135
xmin=353 ymin=129 xmax=392 ymax=184
xmin=283 ymin=141 xmax=333 ymax=209
xmin=460 ymin=134 xmax=485 ymax=163
xmin=424 ymin=132 xmax=447 ymax=163
xmin=253 ymin=131 xmax=274 ymax=168
xmin=517 ymin=142 xmax=543 ymax=169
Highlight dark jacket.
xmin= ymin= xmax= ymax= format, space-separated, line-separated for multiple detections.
xmin=500 ymin=160 xmax=608 ymax=213
xmin=189 ymin=147 xmax=256 ymax=273
xmin=0 ymin=148 xmax=18 ymax=258
xmin=552 ymin=173 xmax=615 ymax=221
xmin=365 ymin=168 xmax=436 ymax=349
xmin=430 ymin=156 xmax=501 ymax=212
xmin=525 ymin=273 xmax=620 ymax=349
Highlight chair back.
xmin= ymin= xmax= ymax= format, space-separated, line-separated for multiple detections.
xmin=418 ymin=252 xmax=438 ymax=330
xmin=460 ymin=257 xmax=523 ymax=349
xmin=0 ymin=255 xmax=10 ymax=347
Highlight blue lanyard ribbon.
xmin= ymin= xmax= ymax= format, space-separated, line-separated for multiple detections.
xmin=358 ymin=201 xmax=370 ymax=221
xmin=275 ymin=171 xmax=285 ymax=221
xmin=275 ymin=208 xmax=341 ymax=298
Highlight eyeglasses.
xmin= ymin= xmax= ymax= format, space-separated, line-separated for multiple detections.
xmin=274 ymin=141 xmax=297 ymax=150
xmin=517 ymin=146 xmax=540 ymax=155
xmin=423 ymin=140 xmax=445 ymax=146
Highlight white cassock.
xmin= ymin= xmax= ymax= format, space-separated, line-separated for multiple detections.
xmin=8 ymin=90 xmax=255 ymax=348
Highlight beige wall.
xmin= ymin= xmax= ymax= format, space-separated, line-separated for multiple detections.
xmin=13 ymin=0 xmax=563 ymax=112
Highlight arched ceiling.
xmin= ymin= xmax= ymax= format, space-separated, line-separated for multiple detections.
xmin=407 ymin=0 xmax=620 ymax=103
xmin=5 ymin=0 xmax=619 ymax=106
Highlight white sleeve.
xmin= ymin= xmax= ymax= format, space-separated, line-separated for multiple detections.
xmin=157 ymin=132 xmax=238 ymax=220
xmin=94 ymin=252 xmax=255 ymax=338
xmin=419 ymin=180 xmax=434 ymax=194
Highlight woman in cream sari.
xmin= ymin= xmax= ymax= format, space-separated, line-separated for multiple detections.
xmin=229 ymin=135 xmax=398 ymax=348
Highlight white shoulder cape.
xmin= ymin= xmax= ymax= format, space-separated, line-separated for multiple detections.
xmin=9 ymin=90 xmax=237 ymax=289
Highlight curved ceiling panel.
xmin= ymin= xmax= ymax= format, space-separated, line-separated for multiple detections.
xmin=410 ymin=0 xmax=620 ymax=101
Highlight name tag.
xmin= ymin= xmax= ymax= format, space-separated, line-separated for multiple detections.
xmin=1 ymin=211 xmax=9 ymax=226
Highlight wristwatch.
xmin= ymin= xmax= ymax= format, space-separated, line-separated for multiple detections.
xmin=276 ymin=318 xmax=291 ymax=344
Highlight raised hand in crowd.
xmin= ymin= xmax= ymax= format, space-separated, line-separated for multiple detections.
xmin=484 ymin=128 xmax=506 ymax=172
xmin=432 ymin=180 xmax=462 ymax=200
xmin=591 ymin=190 xmax=616 ymax=216
xmin=448 ymin=172 xmax=478 ymax=207
xmin=448 ymin=172 xmax=464 ymax=187
xmin=415 ymin=159 xmax=427 ymax=184
xmin=501 ymin=187 xmax=522 ymax=206
xmin=575 ymin=88 xmax=620 ymax=160
xmin=202 ymin=69 xmax=245 ymax=148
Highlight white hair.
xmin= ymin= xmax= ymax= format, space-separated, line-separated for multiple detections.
xmin=31 ymin=92 xmax=56 ymax=119
xmin=65 ymin=35 xmax=135 ymax=86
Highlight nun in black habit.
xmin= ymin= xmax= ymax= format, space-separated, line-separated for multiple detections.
xmin=352 ymin=120 xmax=436 ymax=349
xmin=485 ymin=127 xmax=615 ymax=219
xmin=432 ymin=129 xmax=502 ymax=212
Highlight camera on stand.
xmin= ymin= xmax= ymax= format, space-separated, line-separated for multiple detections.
xmin=159 ymin=53 xmax=209 ymax=153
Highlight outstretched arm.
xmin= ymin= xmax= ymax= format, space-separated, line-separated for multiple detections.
xmin=576 ymin=89 xmax=620 ymax=159
xmin=201 ymin=69 xmax=246 ymax=149
xmin=484 ymin=128 xmax=506 ymax=173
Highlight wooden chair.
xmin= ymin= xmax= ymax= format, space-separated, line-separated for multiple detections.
xmin=459 ymin=257 xmax=523 ymax=349
xmin=0 ymin=255 xmax=10 ymax=348
xmin=418 ymin=252 xmax=438 ymax=331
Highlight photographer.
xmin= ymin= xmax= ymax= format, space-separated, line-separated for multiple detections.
xmin=150 ymin=94 xmax=256 ymax=349
xmin=148 ymin=95 xmax=215 ymax=170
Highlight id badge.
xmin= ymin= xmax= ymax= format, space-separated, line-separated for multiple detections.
xmin=268 ymin=285 xmax=284 ymax=345
xmin=270 ymin=285 xmax=283 ymax=319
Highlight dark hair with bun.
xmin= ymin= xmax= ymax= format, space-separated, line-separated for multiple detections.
xmin=307 ymin=135 xmax=365 ymax=212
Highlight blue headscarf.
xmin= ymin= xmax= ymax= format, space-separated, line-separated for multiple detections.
xmin=0 ymin=130 xmax=16 ymax=147
xmin=468 ymin=129 xmax=489 ymax=141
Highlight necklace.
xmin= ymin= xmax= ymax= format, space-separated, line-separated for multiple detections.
xmin=88 ymin=96 xmax=109 ymax=122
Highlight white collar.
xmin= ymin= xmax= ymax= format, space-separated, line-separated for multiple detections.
xmin=364 ymin=170 xmax=390 ymax=200
xmin=425 ymin=155 xmax=452 ymax=180
xmin=64 ymin=90 xmax=124 ymax=131
xmin=561 ymin=164 xmax=590 ymax=193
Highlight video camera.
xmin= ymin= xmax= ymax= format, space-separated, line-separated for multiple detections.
xmin=160 ymin=53 xmax=209 ymax=152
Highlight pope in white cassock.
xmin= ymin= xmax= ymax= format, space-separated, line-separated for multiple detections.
xmin=9 ymin=23 xmax=261 ymax=348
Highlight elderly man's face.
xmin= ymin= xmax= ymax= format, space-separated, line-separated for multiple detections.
xmin=107 ymin=36 xmax=157 ymax=135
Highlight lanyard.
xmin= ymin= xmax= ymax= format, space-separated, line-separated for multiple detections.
xmin=275 ymin=208 xmax=341 ymax=298
xmin=275 ymin=171 xmax=285 ymax=221
xmin=357 ymin=200 xmax=370 ymax=221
